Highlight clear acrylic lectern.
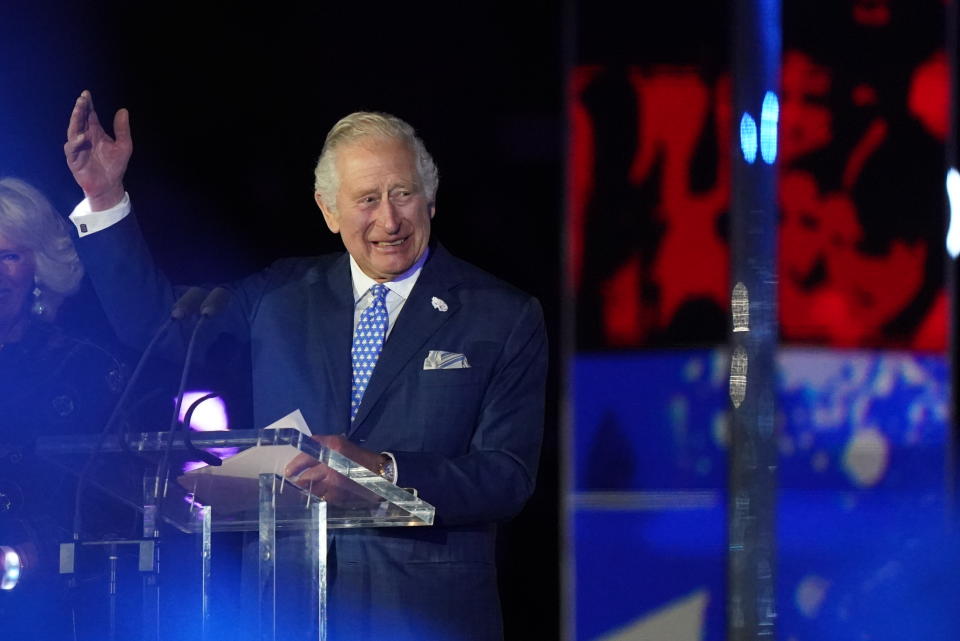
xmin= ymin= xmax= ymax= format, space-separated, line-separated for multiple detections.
xmin=36 ymin=427 xmax=435 ymax=641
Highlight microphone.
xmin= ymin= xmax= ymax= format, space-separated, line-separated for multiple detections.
xmin=72 ymin=287 xmax=208 ymax=539
xmin=171 ymin=286 xmax=209 ymax=320
xmin=156 ymin=287 xmax=233 ymax=501
xmin=199 ymin=287 xmax=230 ymax=318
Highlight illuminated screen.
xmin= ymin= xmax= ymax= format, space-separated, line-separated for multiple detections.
xmin=568 ymin=1 xmax=947 ymax=350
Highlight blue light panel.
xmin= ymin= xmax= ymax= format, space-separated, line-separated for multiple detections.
xmin=740 ymin=113 xmax=758 ymax=164
xmin=760 ymin=91 xmax=779 ymax=164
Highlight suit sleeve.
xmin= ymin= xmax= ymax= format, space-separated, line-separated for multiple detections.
xmin=390 ymin=295 xmax=547 ymax=526
xmin=75 ymin=212 xmax=265 ymax=358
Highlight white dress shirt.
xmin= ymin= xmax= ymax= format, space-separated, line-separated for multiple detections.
xmin=349 ymin=249 xmax=426 ymax=339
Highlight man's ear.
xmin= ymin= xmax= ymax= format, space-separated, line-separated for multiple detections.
xmin=429 ymin=203 xmax=436 ymax=219
xmin=315 ymin=192 xmax=340 ymax=233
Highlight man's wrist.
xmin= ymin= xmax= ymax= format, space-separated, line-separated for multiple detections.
xmin=87 ymin=184 xmax=126 ymax=212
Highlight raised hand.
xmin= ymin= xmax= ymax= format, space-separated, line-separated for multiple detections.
xmin=64 ymin=90 xmax=133 ymax=211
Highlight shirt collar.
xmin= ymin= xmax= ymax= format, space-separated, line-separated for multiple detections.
xmin=349 ymin=247 xmax=430 ymax=303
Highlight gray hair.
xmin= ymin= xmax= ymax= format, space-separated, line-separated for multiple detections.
xmin=0 ymin=177 xmax=83 ymax=319
xmin=313 ymin=111 xmax=439 ymax=213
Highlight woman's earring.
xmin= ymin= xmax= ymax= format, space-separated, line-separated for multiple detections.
xmin=31 ymin=279 xmax=46 ymax=317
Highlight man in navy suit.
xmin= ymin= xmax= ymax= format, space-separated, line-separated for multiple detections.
xmin=64 ymin=91 xmax=546 ymax=640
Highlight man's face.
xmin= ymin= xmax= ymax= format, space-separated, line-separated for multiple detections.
xmin=0 ymin=232 xmax=35 ymax=328
xmin=316 ymin=136 xmax=434 ymax=282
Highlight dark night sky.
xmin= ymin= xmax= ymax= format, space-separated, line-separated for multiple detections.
xmin=1 ymin=1 xmax=565 ymax=637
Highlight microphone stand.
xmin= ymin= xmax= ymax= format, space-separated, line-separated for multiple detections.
xmin=154 ymin=287 xmax=231 ymax=504
xmin=65 ymin=287 xmax=207 ymax=641
xmin=71 ymin=287 xmax=208 ymax=539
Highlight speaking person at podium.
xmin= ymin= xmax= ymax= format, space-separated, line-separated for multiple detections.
xmin=64 ymin=90 xmax=546 ymax=640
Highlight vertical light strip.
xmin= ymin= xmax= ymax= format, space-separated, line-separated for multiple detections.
xmin=946 ymin=168 xmax=960 ymax=259
xmin=741 ymin=113 xmax=759 ymax=164
xmin=759 ymin=91 xmax=779 ymax=164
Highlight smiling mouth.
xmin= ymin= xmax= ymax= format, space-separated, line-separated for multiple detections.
xmin=373 ymin=238 xmax=406 ymax=247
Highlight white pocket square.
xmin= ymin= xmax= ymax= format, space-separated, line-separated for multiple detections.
xmin=423 ymin=350 xmax=471 ymax=370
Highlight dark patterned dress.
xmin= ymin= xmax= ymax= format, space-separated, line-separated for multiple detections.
xmin=0 ymin=319 xmax=127 ymax=639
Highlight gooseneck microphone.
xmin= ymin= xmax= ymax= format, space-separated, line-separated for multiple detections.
xmin=171 ymin=286 xmax=209 ymax=321
xmin=72 ymin=287 xmax=208 ymax=539
xmin=198 ymin=286 xmax=231 ymax=318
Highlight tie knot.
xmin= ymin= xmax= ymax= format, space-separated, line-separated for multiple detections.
xmin=370 ymin=284 xmax=388 ymax=303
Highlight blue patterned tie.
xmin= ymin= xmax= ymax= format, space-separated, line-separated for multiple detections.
xmin=351 ymin=284 xmax=389 ymax=420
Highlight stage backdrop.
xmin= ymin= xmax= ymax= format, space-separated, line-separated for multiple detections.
xmin=570 ymin=0 xmax=946 ymax=351
xmin=566 ymin=2 xmax=956 ymax=640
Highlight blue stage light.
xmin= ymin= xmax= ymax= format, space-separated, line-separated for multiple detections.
xmin=740 ymin=113 xmax=758 ymax=164
xmin=1 ymin=546 xmax=22 ymax=590
xmin=760 ymin=91 xmax=779 ymax=164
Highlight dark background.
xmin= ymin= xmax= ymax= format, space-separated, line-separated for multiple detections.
xmin=0 ymin=1 xmax=564 ymax=637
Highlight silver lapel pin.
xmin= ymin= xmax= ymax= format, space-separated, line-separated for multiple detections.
xmin=431 ymin=296 xmax=448 ymax=312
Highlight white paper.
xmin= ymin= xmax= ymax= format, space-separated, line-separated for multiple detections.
xmin=179 ymin=409 xmax=312 ymax=483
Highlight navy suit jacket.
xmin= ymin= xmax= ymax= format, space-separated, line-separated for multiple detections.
xmin=78 ymin=214 xmax=547 ymax=640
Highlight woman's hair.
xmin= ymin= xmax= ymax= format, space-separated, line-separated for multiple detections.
xmin=0 ymin=177 xmax=83 ymax=319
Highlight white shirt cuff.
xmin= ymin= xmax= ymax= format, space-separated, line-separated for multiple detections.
xmin=69 ymin=192 xmax=132 ymax=237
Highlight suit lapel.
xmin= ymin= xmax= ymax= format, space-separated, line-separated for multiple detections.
xmin=347 ymin=246 xmax=462 ymax=436
xmin=307 ymin=253 xmax=354 ymax=431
